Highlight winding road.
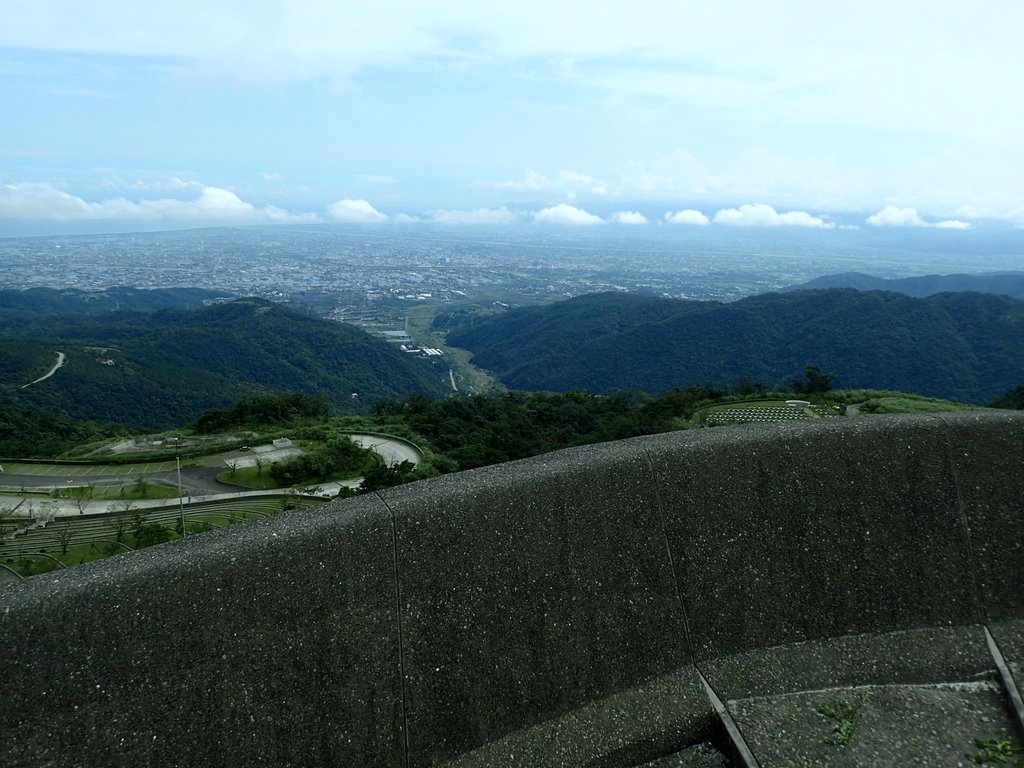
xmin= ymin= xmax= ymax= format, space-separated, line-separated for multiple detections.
xmin=0 ymin=432 xmax=424 ymax=516
xmin=21 ymin=351 xmax=66 ymax=389
xmin=347 ymin=434 xmax=421 ymax=467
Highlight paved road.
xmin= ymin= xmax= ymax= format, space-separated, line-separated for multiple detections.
xmin=348 ymin=434 xmax=421 ymax=467
xmin=0 ymin=432 xmax=421 ymax=515
xmin=20 ymin=351 xmax=66 ymax=389
xmin=147 ymin=466 xmax=247 ymax=495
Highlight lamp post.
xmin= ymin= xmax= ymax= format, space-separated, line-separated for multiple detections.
xmin=174 ymin=438 xmax=185 ymax=537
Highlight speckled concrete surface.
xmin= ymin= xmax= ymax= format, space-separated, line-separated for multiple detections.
xmin=382 ymin=440 xmax=692 ymax=765
xmin=633 ymin=742 xmax=731 ymax=767
xmin=938 ymin=414 xmax=1024 ymax=623
xmin=701 ymin=625 xmax=994 ymax=702
xmin=731 ymin=682 xmax=1021 ymax=767
xmin=443 ymin=668 xmax=718 ymax=768
xmin=2 ymin=495 xmax=404 ymax=767
xmin=641 ymin=414 xmax=988 ymax=661
xmin=1 ymin=412 xmax=1022 ymax=768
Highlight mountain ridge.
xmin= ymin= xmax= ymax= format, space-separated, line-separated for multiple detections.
xmin=447 ymin=289 xmax=1024 ymax=404
xmin=783 ymin=271 xmax=1024 ymax=299
xmin=1 ymin=298 xmax=448 ymax=429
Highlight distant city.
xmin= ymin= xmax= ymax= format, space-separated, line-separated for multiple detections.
xmin=2 ymin=225 xmax=1021 ymax=337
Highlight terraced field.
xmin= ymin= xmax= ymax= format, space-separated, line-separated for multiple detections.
xmin=0 ymin=493 xmax=325 ymax=579
xmin=703 ymin=400 xmax=842 ymax=426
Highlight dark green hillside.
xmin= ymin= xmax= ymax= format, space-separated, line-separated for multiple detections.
xmin=0 ymin=340 xmax=58 ymax=386
xmin=447 ymin=290 xmax=1024 ymax=404
xmin=0 ymin=403 xmax=122 ymax=458
xmin=785 ymin=271 xmax=1024 ymax=299
xmin=1 ymin=298 xmax=447 ymax=429
xmin=991 ymin=385 xmax=1024 ymax=409
xmin=0 ymin=286 xmax=227 ymax=315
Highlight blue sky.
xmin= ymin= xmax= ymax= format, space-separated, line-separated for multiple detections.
xmin=2 ymin=1 xmax=1024 ymax=234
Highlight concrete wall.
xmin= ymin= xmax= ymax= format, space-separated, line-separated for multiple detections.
xmin=2 ymin=412 xmax=1022 ymax=767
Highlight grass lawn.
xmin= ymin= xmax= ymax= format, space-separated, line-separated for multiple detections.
xmin=57 ymin=482 xmax=181 ymax=501
xmin=0 ymin=460 xmax=184 ymax=477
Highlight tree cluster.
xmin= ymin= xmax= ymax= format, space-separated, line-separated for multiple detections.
xmin=195 ymin=393 xmax=332 ymax=433
xmin=449 ymin=289 xmax=1024 ymax=404
xmin=374 ymin=387 xmax=725 ymax=472
xmin=270 ymin=435 xmax=371 ymax=486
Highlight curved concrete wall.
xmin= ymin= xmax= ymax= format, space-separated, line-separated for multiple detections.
xmin=2 ymin=412 xmax=1022 ymax=767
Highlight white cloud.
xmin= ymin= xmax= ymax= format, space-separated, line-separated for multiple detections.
xmin=262 ymin=171 xmax=282 ymax=181
xmin=431 ymin=206 xmax=519 ymax=224
xmin=392 ymin=213 xmax=420 ymax=223
xmin=865 ymin=205 xmax=928 ymax=227
xmin=610 ymin=210 xmax=647 ymax=224
xmin=866 ymin=206 xmax=972 ymax=229
xmin=713 ymin=203 xmax=834 ymax=228
xmin=934 ymin=219 xmax=971 ymax=230
xmin=533 ymin=203 xmax=604 ymax=225
xmin=664 ymin=209 xmax=710 ymax=225
xmin=326 ymin=198 xmax=388 ymax=223
xmin=0 ymin=182 xmax=316 ymax=222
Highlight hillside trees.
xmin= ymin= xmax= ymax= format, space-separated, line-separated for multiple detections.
xmin=792 ymin=365 xmax=836 ymax=395
xmin=990 ymin=385 xmax=1024 ymax=409
xmin=195 ymin=393 xmax=332 ymax=432
xmin=373 ymin=387 xmax=725 ymax=471
xmin=1 ymin=298 xmax=448 ymax=429
xmin=447 ymin=289 xmax=1024 ymax=403
xmin=270 ymin=435 xmax=373 ymax=486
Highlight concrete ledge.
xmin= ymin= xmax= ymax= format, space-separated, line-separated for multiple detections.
xmin=381 ymin=440 xmax=691 ymax=765
xmin=2 ymin=495 xmax=404 ymax=767
xmin=2 ymin=412 xmax=1023 ymax=767
xmin=643 ymin=414 xmax=983 ymax=660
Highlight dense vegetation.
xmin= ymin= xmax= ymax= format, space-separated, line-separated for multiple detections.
xmin=0 ymin=286 xmax=226 ymax=315
xmin=371 ymin=388 xmax=724 ymax=470
xmin=447 ymin=289 xmax=1024 ymax=404
xmin=0 ymin=403 xmax=124 ymax=458
xmin=785 ymin=271 xmax=1024 ymax=299
xmin=991 ymin=385 xmax=1024 ymax=410
xmin=269 ymin=435 xmax=375 ymax=487
xmin=0 ymin=298 xmax=448 ymax=429
xmin=195 ymin=392 xmax=332 ymax=432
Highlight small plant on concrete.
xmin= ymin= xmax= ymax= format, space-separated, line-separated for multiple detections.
xmin=819 ymin=692 xmax=870 ymax=747
xmin=966 ymin=738 xmax=1024 ymax=766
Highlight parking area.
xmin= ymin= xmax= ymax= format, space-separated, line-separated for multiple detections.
xmin=0 ymin=461 xmax=179 ymax=478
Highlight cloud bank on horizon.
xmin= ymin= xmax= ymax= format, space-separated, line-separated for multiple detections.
xmin=2 ymin=1 xmax=1023 ymax=232
xmin=0 ymin=183 xmax=988 ymax=231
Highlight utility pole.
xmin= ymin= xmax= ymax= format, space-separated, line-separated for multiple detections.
xmin=174 ymin=438 xmax=185 ymax=537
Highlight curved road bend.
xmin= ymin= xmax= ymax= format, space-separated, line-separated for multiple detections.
xmin=347 ymin=435 xmax=421 ymax=467
xmin=20 ymin=351 xmax=66 ymax=389
xmin=0 ymin=433 xmax=421 ymax=505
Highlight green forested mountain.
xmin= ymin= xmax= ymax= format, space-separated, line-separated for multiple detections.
xmin=0 ymin=403 xmax=124 ymax=458
xmin=784 ymin=271 xmax=1024 ymax=299
xmin=0 ymin=298 xmax=447 ymax=428
xmin=372 ymin=388 xmax=720 ymax=471
xmin=447 ymin=289 xmax=1024 ymax=404
xmin=0 ymin=286 xmax=227 ymax=315
xmin=991 ymin=385 xmax=1024 ymax=409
